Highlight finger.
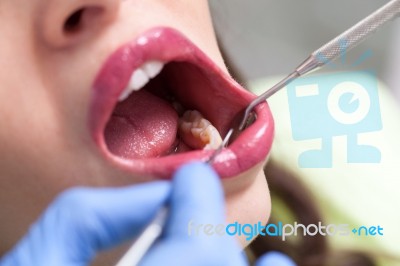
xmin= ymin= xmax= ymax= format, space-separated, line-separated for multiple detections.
xmin=1 ymin=182 xmax=170 ymax=265
xmin=165 ymin=162 xmax=225 ymax=238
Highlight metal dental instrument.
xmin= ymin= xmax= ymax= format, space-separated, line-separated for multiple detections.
xmin=232 ymin=0 xmax=400 ymax=139
xmin=206 ymin=128 xmax=234 ymax=164
xmin=115 ymin=130 xmax=233 ymax=266
xmin=115 ymin=207 xmax=168 ymax=266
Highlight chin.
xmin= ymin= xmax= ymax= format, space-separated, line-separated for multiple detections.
xmin=224 ymin=162 xmax=271 ymax=247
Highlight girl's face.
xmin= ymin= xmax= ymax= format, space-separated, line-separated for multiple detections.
xmin=0 ymin=0 xmax=274 ymax=260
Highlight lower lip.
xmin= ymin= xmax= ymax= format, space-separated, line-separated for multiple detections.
xmin=89 ymin=27 xmax=275 ymax=179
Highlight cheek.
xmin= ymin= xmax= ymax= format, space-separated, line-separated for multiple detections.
xmin=0 ymin=114 xmax=79 ymax=254
xmin=224 ymin=164 xmax=271 ymax=247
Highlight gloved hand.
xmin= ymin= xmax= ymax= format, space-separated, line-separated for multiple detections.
xmin=0 ymin=162 xmax=296 ymax=266
xmin=0 ymin=179 xmax=171 ymax=266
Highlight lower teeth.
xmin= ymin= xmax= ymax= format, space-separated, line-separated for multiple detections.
xmin=178 ymin=110 xmax=222 ymax=150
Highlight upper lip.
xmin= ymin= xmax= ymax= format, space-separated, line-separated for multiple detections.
xmin=89 ymin=27 xmax=274 ymax=179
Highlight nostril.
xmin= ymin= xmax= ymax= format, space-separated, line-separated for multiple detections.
xmin=39 ymin=0 xmax=119 ymax=48
xmin=64 ymin=8 xmax=84 ymax=33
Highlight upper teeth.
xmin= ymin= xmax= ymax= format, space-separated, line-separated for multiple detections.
xmin=119 ymin=60 xmax=164 ymax=101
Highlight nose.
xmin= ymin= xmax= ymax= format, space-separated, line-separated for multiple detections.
xmin=38 ymin=0 xmax=120 ymax=48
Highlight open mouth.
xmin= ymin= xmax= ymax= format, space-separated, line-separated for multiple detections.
xmin=89 ymin=27 xmax=274 ymax=179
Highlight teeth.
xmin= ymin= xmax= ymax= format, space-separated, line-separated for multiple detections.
xmin=129 ymin=69 xmax=149 ymax=91
xmin=179 ymin=110 xmax=223 ymax=150
xmin=119 ymin=86 xmax=134 ymax=102
xmin=142 ymin=61 xmax=164 ymax=78
xmin=118 ymin=60 xmax=164 ymax=101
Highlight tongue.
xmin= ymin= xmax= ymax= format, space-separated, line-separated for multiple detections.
xmin=104 ymin=90 xmax=178 ymax=159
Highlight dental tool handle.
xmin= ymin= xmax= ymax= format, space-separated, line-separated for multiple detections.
xmin=238 ymin=0 xmax=400 ymax=130
xmin=115 ymin=207 xmax=168 ymax=266
xmin=296 ymin=0 xmax=400 ymax=75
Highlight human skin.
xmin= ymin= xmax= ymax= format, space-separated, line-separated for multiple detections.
xmin=0 ymin=0 xmax=272 ymax=264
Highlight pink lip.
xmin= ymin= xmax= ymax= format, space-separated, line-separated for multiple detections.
xmin=89 ymin=27 xmax=274 ymax=179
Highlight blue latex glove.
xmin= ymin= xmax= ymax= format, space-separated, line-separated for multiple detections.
xmin=256 ymin=252 xmax=297 ymax=266
xmin=0 ymin=181 xmax=171 ymax=266
xmin=0 ymin=162 xmax=296 ymax=266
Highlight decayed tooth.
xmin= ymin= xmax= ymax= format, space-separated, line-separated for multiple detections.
xmin=179 ymin=110 xmax=223 ymax=150
xmin=142 ymin=61 xmax=164 ymax=78
xmin=129 ymin=69 xmax=150 ymax=91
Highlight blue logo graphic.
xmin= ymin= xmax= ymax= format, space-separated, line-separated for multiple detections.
xmin=188 ymin=220 xmax=384 ymax=242
xmin=286 ymin=38 xmax=383 ymax=168
xmin=287 ymin=70 xmax=382 ymax=168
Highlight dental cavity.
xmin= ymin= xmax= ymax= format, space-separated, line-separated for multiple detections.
xmin=179 ymin=110 xmax=222 ymax=150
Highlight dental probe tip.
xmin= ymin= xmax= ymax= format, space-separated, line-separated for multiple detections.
xmin=238 ymin=71 xmax=299 ymax=131
xmin=206 ymin=128 xmax=234 ymax=164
